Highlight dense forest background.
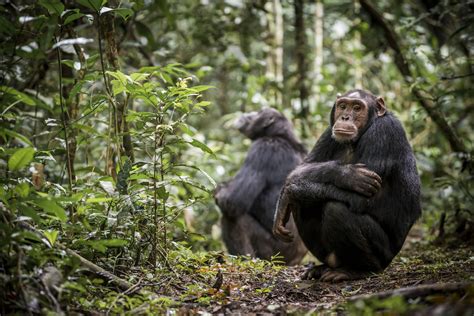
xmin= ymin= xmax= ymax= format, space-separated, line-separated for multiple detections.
xmin=0 ymin=0 xmax=472 ymax=314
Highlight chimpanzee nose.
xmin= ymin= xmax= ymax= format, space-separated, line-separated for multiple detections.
xmin=341 ymin=114 xmax=350 ymax=121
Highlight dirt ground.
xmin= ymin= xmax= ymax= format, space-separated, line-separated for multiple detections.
xmin=173 ymin=228 xmax=474 ymax=315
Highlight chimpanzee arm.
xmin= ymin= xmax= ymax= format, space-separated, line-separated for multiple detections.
xmin=286 ymin=162 xmax=382 ymax=198
xmin=215 ymin=139 xmax=275 ymax=218
xmin=273 ymin=178 xmax=369 ymax=242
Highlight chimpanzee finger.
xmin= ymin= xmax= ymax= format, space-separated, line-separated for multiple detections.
xmin=320 ymin=270 xmax=338 ymax=282
xmin=361 ymin=175 xmax=382 ymax=192
xmin=364 ymin=183 xmax=378 ymax=196
xmin=359 ymin=168 xmax=382 ymax=185
xmin=273 ymin=226 xmax=294 ymax=243
xmin=355 ymin=185 xmax=374 ymax=197
xmin=353 ymin=163 xmax=366 ymax=168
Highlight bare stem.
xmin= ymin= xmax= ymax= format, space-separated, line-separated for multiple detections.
xmin=55 ymin=33 xmax=74 ymax=203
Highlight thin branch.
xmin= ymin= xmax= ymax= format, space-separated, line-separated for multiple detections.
xmin=441 ymin=73 xmax=474 ymax=80
xmin=54 ymin=34 xmax=74 ymax=195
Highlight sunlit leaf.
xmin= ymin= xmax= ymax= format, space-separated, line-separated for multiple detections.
xmin=43 ymin=230 xmax=59 ymax=247
xmin=1 ymin=86 xmax=35 ymax=106
xmin=86 ymin=197 xmax=112 ymax=203
xmin=130 ymin=72 xmax=150 ymax=82
xmin=191 ymin=85 xmax=213 ymax=92
xmin=189 ymin=138 xmax=214 ymax=155
xmin=33 ymin=198 xmax=67 ymax=222
xmin=8 ymin=147 xmax=35 ymax=171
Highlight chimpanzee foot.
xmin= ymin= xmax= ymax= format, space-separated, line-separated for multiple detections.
xmin=320 ymin=269 xmax=368 ymax=283
xmin=301 ymin=263 xmax=330 ymax=280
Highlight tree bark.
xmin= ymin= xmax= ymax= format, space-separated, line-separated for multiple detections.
xmin=312 ymin=0 xmax=324 ymax=112
xmin=359 ymin=0 xmax=467 ymax=154
xmin=265 ymin=0 xmax=284 ymax=108
xmin=294 ymin=0 xmax=310 ymax=121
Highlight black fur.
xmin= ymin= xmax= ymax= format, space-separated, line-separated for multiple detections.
xmin=277 ymin=90 xmax=421 ymax=273
xmin=215 ymin=108 xmax=307 ymax=264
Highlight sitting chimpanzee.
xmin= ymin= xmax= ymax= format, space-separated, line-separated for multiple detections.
xmin=273 ymin=90 xmax=421 ymax=281
xmin=215 ymin=108 xmax=307 ymax=265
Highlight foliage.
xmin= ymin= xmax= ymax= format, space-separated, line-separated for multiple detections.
xmin=0 ymin=0 xmax=472 ymax=313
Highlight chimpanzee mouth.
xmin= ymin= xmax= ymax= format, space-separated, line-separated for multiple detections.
xmin=333 ymin=129 xmax=356 ymax=135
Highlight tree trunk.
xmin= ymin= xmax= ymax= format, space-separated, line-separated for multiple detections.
xmin=265 ymin=0 xmax=284 ymax=108
xmin=312 ymin=0 xmax=324 ymax=112
xmin=294 ymin=0 xmax=310 ymax=128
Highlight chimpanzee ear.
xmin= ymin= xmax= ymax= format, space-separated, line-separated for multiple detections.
xmin=376 ymin=97 xmax=387 ymax=117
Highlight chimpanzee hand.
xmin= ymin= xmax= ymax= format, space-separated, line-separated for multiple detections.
xmin=342 ymin=164 xmax=382 ymax=197
xmin=272 ymin=191 xmax=294 ymax=243
xmin=348 ymin=194 xmax=370 ymax=213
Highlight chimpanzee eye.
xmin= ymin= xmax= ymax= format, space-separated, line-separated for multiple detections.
xmin=353 ymin=105 xmax=361 ymax=112
xmin=339 ymin=103 xmax=346 ymax=110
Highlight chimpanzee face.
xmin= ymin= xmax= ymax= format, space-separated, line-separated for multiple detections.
xmin=331 ymin=90 xmax=386 ymax=143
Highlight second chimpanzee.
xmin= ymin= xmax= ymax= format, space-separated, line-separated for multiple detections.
xmin=273 ymin=90 xmax=421 ymax=281
xmin=215 ymin=108 xmax=307 ymax=265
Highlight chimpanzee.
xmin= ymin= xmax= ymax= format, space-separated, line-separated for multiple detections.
xmin=215 ymin=108 xmax=308 ymax=265
xmin=273 ymin=89 xmax=421 ymax=281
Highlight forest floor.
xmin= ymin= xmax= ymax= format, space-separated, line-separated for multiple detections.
xmin=74 ymin=227 xmax=474 ymax=315
xmin=166 ymin=228 xmax=474 ymax=315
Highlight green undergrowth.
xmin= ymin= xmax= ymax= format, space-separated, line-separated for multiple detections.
xmin=64 ymin=245 xmax=284 ymax=314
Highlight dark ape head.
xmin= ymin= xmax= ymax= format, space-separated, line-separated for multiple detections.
xmin=234 ymin=108 xmax=293 ymax=140
xmin=330 ymin=89 xmax=386 ymax=143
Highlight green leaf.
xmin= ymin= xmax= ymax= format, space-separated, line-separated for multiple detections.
xmin=195 ymin=101 xmax=211 ymax=107
xmin=77 ymin=0 xmax=106 ymax=12
xmin=130 ymin=72 xmax=150 ymax=82
xmin=8 ymin=147 xmax=35 ymax=171
xmin=43 ymin=230 xmax=59 ymax=247
xmin=111 ymin=80 xmax=127 ymax=95
xmin=0 ymin=16 xmax=15 ymax=35
xmin=175 ymin=165 xmax=216 ymax=187
xmin=107 ymin=70 xmax=130 ymax=85
xmin=33 ymin=198 xmax=67 ymax=222
xmin=63 ymin=11 xmax=85 ymax=25
xmin=156 ymin=185 xmax=169 ymax=200
xmin=1 ymin=86 xmax=36 ymax=106
xmin=114 ymin=8 xmax=134 ymax=20
xmin=20 ymin=206 xmax=41 ymax=223
xmin=86 ymin=197 xmax=112 ymax=203
xmin=1 ymin=129 xmax=33 ymax=146
xmin=89 ymin=239 xmax=127 ymax=253
xmin=191 ymin=85 xmax=213 ymax=92
xmin=14 ymin=182 xmax=30 ymax=198
xmin=189 ymin=138 xmax=214 ymax=155
xmin=39 ymin=0 xmax=64 ymax=15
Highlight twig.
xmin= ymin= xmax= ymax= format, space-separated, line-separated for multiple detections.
xmin=441 ymin=73 xmax=474 ymax=80
xmin=348 ymin=282 xmax=472 ymax=301
xmin=58 ymin=245 xmax=133 ymax=291
xmin=20 ymin=222 xmax=135 ymax=292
